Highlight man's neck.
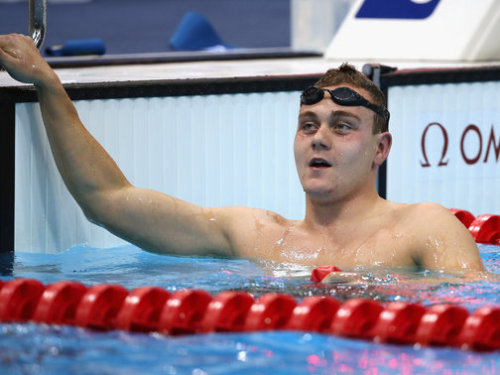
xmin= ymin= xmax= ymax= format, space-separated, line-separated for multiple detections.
xmin=302 ymin=187 xmax=383 ymax=234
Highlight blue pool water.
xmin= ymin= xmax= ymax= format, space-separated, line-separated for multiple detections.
xmin=1 ymin=244 xmax=499 ymax=374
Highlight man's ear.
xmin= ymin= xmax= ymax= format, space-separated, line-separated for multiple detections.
xmin=374 ymin=132 xmax=392 ymax=167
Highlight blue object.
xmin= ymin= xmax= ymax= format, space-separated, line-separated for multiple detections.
xmin=356 ymin=0 xmax=441 ymax=20
xmin=169 ymin=12 xmax=233 ymax=51
xmin=45 ymin=38 xmax=106 ymax=57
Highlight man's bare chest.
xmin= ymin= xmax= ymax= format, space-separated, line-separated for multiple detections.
xmin=250 ymin=223 xmax=416 ymax=268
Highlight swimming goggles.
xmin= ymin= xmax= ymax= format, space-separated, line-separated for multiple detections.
xmin=300 ymin=86 xmax=390 ymax=124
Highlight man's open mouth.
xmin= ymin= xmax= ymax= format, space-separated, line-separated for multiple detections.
xmin=309 ymin=158 xmax=332 ymax=168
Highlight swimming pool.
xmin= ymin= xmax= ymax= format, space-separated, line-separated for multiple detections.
xmin=1 ymin=244 xmax=499 ymax=374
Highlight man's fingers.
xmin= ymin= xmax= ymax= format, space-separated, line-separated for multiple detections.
xmin=0 ymin=35 xmax=20 ymax=59
xmin=322 ymin=272 xmax=363 ymax=284
xmin=0 ymin=33 xmax=36 ymax=54
xmin=0 ymin=47 xmax=15 ymax=68
xmin=0 ymin=44 xmax=13 ymax=58
xmin=0 ymin=34 xmax=49 ymax=84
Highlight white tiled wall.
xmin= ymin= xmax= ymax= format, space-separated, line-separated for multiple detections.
xmin=15 ymin=92 xmax=305 ymax=253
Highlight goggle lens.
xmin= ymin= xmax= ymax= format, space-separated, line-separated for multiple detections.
xmin=300 ymin=86 xmax=390 ymax=125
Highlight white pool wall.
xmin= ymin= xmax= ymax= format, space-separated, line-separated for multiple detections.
xmin=15 ymin=92 xmax=304 ymax=253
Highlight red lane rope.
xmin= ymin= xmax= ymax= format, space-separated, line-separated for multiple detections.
xmin=0 ymin=278 xmax=499 ymax=352
xmin=450 ymin=210 xmax=500 ymax=245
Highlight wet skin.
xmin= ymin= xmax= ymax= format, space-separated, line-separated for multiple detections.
xmin=0 ymin=34 xmax=486 ymax=274
xmin=224 ymin=87 xmax=483 ymax=272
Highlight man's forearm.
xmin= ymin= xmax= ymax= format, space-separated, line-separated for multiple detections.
xmin=35 ymin=73 xmax=130 ymax=218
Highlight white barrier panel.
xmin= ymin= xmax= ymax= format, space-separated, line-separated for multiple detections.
xmin=290 ymin=0 xmax=355 ymax=52
xmin=325 ymin=0 xmax=500 ymax=61
xmin=15 ymin=93 xmax=304 ymax=253
xmin=387 ymin=81 xmax=500 ymax=216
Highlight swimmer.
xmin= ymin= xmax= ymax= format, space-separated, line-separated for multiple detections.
xmin=0 ymin=34 xmax=485 ymax=275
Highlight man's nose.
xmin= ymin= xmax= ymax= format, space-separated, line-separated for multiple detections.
xmin=311 ymin=126 xmax=331 ymax=150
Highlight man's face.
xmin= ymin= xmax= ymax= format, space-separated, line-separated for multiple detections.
xmin=294 ymin=84 xmax=383 ymax=202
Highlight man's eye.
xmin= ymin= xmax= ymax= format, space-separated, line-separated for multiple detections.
xmin=301 ymin=123 xmax=317 ymax=132
xmin=334 ymin=122 xmax=351 ymax=131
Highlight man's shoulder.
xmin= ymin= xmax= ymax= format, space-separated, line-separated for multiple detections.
xmin=390 ymin=200 xmax=476 ymax=246
xmin=393 ymin=202 xmax=484 ymax=272
xmin=212 ymin=206 xmax=293 ymax=259
xmin=384 ymin=200 xmax=462 ymax=236
xmin=213 ymin=206 xmax=292 ymax=232
xmin=389 ymin=201 xmax=453 ymax=220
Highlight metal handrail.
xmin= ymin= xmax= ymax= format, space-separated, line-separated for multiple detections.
xmin=29 ymin=0 xmax=46 ymax=49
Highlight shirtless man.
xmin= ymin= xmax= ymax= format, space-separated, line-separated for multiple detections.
xmin=0 ymin=34 xmax=485 ymax=273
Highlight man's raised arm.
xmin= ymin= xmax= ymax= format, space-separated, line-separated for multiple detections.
xmin=0 ymin=34 xmax=236 ymax=257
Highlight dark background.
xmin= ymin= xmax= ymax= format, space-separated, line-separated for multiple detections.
xmin=0 ymin=0 xmax=290 ymax=55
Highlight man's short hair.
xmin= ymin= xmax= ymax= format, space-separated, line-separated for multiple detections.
xmin=314 ymin=63 xmax=388 ymax=133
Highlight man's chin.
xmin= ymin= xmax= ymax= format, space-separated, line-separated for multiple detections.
xmin=303 ymin=186 xmax=336 ymax=200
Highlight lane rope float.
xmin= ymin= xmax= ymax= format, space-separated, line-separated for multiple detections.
xmin=449 ymin=209 xmax=500 ymax=244
xmin=0 ymin=277 xmax=499 ymax=352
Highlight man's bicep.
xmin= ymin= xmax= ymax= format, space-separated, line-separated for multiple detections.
xmin=93 ymin=186 xmax=236 ymax=257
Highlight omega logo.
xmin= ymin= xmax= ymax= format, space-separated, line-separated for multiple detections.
xmin=420 ymin=122 xmax=500 ymax=167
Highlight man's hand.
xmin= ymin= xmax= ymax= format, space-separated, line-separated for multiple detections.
xmin=0 ymin=34 xmax=53 ymax=86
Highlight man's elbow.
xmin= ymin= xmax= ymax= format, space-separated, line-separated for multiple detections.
xmin=79 ymin=193 xmax=116 ymax=227
xmin=81 ymin=203 xmax=106 ymax=226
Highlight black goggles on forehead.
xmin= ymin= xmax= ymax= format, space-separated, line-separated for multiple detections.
xmin=300 ymin=86 xmax=390 ymax=125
